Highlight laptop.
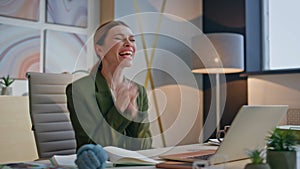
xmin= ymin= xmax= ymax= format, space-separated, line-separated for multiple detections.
xmin=159 ymin=105 xmax=288 ymax=165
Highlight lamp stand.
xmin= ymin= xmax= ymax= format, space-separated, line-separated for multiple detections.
xmin=215 ymin=73 xmax=221 ymax=137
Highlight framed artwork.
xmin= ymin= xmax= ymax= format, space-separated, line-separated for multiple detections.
xmin=46 ymin=0 xmax=88 ymax=27
xmin=0 ymin=0 xmax=40 ymax=21
xmin=0 ymin=24 xmax=40 ymax=79
xmin=44 ymin=30 xmax=87 ymax=73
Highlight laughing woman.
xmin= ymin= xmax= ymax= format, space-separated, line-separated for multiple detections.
xmin=66 ymin=21 xmax=152 ymax=151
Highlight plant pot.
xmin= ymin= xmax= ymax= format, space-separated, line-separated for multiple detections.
xmin=1 ymin=87 xmax=12 ymax=95
xmin=244 ymin=163 xmax=271 ymax=169
xmin=266 ymin=150 xmax=296 ymax=169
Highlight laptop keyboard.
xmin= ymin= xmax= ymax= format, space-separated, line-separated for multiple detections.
xmin=187 ymin=153 xmax=214 ymax=160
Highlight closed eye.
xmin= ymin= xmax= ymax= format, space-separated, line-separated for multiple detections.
xmin=114 ymin=37 xmax=122 ymax=40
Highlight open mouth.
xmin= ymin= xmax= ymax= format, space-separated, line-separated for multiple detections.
xmin=119 ymin=50 xmax=133 ymax=60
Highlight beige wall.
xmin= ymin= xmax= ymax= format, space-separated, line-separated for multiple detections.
xmin=248 ymin=73 xmax=300 ymax=125
xmin=248 ymin=73 xmax=300 ymax=108
xmin=0 ymin=96 xmax=38 ymax=163
xmin=147 ymin=83 xmax=203 ymax=148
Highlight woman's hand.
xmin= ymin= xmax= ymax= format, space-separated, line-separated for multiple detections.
xmin=114 ymin=81 xmax=138 ymax=119
xmin=127 ymin=85 xmax=138 ymax=117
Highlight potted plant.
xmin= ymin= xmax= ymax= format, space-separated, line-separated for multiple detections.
xmin=266 ymin=129 xmax=297 ymax=169
xmin=0 ymin=75 xmax=15 ymax=95
xmin=244 ymin=149 xmax=270 ymax=169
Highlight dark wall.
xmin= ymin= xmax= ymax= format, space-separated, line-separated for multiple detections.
xmin=203 ymin=0 xmax=245 ymax=34
xmin=202 ymin=0 xmax=248 ymax=140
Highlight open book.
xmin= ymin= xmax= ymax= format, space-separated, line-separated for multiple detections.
xmin=50 ymin=146 xmax=159 ymax=167
xmin=104 ymin=146 xmax=159 ymax=166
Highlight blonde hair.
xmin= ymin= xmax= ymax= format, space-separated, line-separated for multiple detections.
xmin=94 ymin=20 xmax=129 ymax=46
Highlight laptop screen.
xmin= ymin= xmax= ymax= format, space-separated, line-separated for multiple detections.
xmin=214 ymin=105 xmax=288 ymax=163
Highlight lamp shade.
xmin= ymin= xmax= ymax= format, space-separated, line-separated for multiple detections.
xmin=191 ymin=33 xmax=244 ymax=74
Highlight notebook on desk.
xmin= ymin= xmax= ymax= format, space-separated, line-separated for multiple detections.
xmin=158 ymin=105 xmax=288 ymax=165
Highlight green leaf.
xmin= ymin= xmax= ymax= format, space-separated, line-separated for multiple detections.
xmin=0 ymin=75 xmax=15 ymax=87
xmin=266 ymin=129 xmax=297 ymax=151
xmin=246 ymin=149 xmax=265 ymax=164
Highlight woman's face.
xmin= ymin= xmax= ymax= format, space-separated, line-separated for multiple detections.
xmin=98 ymin=25 xmax=136 ymax=68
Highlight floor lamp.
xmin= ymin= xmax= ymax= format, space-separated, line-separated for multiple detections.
xmin=192 ymin=33 xmax=244 ymax=138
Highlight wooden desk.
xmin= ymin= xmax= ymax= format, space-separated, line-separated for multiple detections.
xmin=136 ymin=144 xmax=250 ymax=169
xmin=1 ymin=144 xmax=300 ymax=169
xmin=11 ymin=144 xmax=250 ymax=169
xmin=113 ymin=144 xmax=300 ymax=169
xmin=3 ymin=144 xmax=300 ymax=169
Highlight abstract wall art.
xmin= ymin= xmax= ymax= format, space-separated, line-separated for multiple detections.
xmin=44 ymin=30 xmax=87 ymax=73
xmin=0 ymin=24 xmax=40 ymax=79
xmin=46 ymin=0 xmax=88 ymax=27
xmin=0 ymin=0 xmax=40 ymax=21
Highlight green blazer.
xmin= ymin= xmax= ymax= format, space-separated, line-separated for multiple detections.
xmin=66 ymin=71 xmax=152 ymax=151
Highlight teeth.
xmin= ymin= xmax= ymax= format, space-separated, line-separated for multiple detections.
xmin=120 ymin=51 xmax=132 ymax=55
